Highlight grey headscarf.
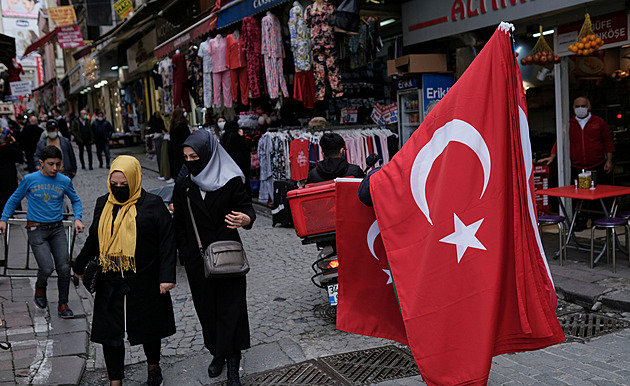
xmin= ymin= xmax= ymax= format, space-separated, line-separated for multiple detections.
xmin=183 ymin=129 xmax=245 ymax=192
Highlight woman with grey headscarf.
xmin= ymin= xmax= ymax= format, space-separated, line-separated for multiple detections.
xmin=172 ymin=130 xmax=255 ymax=386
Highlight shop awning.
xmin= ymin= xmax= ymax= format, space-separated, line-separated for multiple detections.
xmin=155 ymin=12 xmax=217 ymax=58
xmin=23 ymin=29 xmax=57 ymax=57
xmin=217 ymin=0 xmax=290 ymax=29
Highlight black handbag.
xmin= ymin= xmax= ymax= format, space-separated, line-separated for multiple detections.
xmin=187 ymin=197 xmax=250 ymax=278
xmin=82 ymin=259 xmax=102 ymax=294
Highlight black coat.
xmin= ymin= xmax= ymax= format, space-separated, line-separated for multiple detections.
xmin=74 ymin=190 xmax=176 ymax=346
xmin=169 ymin=122 xmax=190 ymax=179
xmin=221 ymin=130 xmax=250 ymax=179
xmin=173 ymin=176 xmax=255 ymax=357
xmin=307 ymin=157 xmax=365 ymax=183
xmin=0 ymin=142 xmax=23 ymax=213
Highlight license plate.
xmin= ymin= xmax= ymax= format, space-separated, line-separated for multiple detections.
xmin=327 ymin=283 xmax=338 ymax=306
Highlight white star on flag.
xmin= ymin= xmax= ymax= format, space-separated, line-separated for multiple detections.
xmin=439 ymin=214 xmax=486 ymax=263
xmin=383 ymin=269 xmax=393 ymax=285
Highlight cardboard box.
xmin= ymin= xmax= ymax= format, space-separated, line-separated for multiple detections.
xmin=387 ymin=59 xmax=398 ymax=76
xmin=390 ymin=54 xmax=447 ymax=76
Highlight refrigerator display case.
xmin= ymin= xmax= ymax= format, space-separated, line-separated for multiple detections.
xmin=396 ymin=74 xmax=455 ymax=147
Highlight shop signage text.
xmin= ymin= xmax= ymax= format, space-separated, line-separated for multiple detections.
xmin=49 ymin=6 xmax=78 ymax=27
xmin=9 ymin=80 xmax=32 ymax=96
xmin=253 ymin=0 xmax=275 ymax=9
xmin=217 ymin=0 xmax=285 ymax=29
xmin=557 ymin=11 xmax=628 ymax=55
xmin=395 ymin=78 xmax=418 ymax=91
xmin=57 ymin=25 xmax=85 ymax=49
xmin=422 ymin=74 xmax=455 ymax=116
xmin=402 ymin=0 xmax=592 ymax=46
xmin=114 ymin=0 xmax=134 ymax=19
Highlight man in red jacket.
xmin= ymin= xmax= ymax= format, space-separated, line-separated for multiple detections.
xmin=539 ymin=96 xmax=615 ymax=229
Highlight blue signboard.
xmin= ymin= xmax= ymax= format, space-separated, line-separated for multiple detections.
xmin=422 ymin=74 xmax=454 ymax=116
xmin=393 ymin=77 xmax=418 ymax=91
xmin=218 ymin=0 xmax=289 ymax=29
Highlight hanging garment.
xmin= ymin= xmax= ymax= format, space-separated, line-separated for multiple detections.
xmin=172 ymin=52 xmax=192 ymax=111
xmin=186 ymin=45 xmax=204 ymax=107
xmin=226 ymin=33 xmax=249 ymax=105
xmin=257 ymin=133 xmax=274 ymax=203
xmin=261 ymin=12 xmax=288 ymax=99
xmin=289 ymin=139 xmax=310 ymax=181
xmin=208 ymin=36 xmax=232 ymax=108
xmin=242 ymin=16 xmax=264 ymax=99
xmin=333 ymin=0 xmax=359 ymax=34
xmin=289 ymin=3 xmax=312 ymax=72
xmin=304 ymin=3 xmax=343 ymax=100
xmin=198 ymin=38 xmax=214 ymax=108
xmin=294 ymin=69 xmax=315 ymax=109
xmin=312 ymin=48 xmax=343 ymax=100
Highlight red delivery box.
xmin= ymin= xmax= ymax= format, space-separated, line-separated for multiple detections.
xmin=287 ymin=181 xmax=336 ymax=237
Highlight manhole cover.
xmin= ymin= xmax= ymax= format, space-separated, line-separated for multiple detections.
xmin=222 ymin=359 xmax=349 ymax=385
xmin=558 ymin=312 xmax=630 ymax=341
xmin=313 ymin=303 xmax=336 ymax=324
xmin=320 ymin=345 xmax=420 ymax=385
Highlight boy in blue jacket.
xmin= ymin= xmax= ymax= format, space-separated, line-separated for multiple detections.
xmin=0 ymin=146 xmax=84 ymax=318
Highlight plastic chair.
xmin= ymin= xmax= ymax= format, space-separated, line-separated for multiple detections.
xmin=590 ymin=217 xmax=630 ymax=273
xmin=538 ymin=215 xmax=566 ymax=265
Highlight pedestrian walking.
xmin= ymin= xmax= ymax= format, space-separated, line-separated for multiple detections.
xmin=34 ymin=120 xmax=77 ymax=179
xmin=70 ymin=109 xmax=94 ymax=170
xmin=221 ymin=120 xmax=251 ymax=195
xmin=51 ymin=108 xmax=69 ymax=138
xmin=0 ymin=145 xmax=84 ymax=318
xmin=93 ymin=110 xmax=113 ymax=168
xmin=73 ymin=156 xmax=176 ymax=386
xmin=168 ymin=107 xmax=190 ymax=182
xmin=173 ymin=130 xmax=255 ymax=386
xmin=0 ymin=127 xmax=23 ymax=214
xmin=21 ymin=115 xmax=43 ymax=172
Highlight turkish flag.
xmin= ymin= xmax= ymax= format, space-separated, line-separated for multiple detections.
xmin=335 ymin=179 xmax=408 ymax=345
xmin=370 ymin=23 xmax=565 ymax=385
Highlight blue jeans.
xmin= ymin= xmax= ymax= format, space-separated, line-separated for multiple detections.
xmin=95 ymin=140 xmax=111 ymax=167
xmin=27 ymin=222 xmax=70 ymax=305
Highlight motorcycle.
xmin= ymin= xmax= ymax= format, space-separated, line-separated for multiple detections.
xmin=291 ymin=154 xmax=379 ymax=307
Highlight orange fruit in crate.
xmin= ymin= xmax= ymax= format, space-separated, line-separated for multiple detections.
xmin=577 ymin=42 xmax=585 ymax=49
xmin=581 ymin=37 xmax=589 ymax=43
xmin=585 ymin=42 xmax=591 ymax=49
xmin=589 ymin=34 xmax=596 ymax=41
xmin=577 ymin=49 xmax=583 ymax=55
xmin=596 ymin=37 xmax=604 ymax=46
xmin=568 ymin=44 xmax=577 ymax=52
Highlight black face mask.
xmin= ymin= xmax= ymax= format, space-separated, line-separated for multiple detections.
xmin=185 ymin=159 xmax=205 ymax=176
xmin=110 ymin=185 xmax=130 ymax=203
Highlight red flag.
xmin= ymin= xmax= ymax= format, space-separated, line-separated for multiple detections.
xmin=370 ymin=23 xmax=565 ymax=385
xmin=335 ymin=178 xmax=408 ymax=345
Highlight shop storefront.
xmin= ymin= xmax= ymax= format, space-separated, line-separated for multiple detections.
xmin=401 ymin=0 xmax=630 ymax=196
xmin=150 ymin=0 xmax=399 ymax=201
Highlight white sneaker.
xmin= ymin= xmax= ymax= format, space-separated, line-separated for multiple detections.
xmin=157 ymin=177 xmax=165 ymax=181
xmin=165 ymin=178 xmax=174 ymax=183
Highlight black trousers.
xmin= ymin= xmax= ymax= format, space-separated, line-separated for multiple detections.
xmin=95 ymin=140 xmax=111 ymax=167
xmin=102 ymin=340 xmax=161 ymax=381
xmin=77 ymin=142 xmax=93 ymax=168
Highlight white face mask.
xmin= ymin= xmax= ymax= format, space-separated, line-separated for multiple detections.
xmin=97 ymin=117 xmax=103 ymax=121
xmin=48 ymin=131 xmax=58 ymax=139
xmin=218 ymin=121 xmax=226 ymax=129
xmin=574 ymin=107 xmax=589 ymax=119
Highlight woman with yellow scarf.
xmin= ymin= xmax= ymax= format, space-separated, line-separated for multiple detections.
xmin=74 ymin=156 xmax=176 ymax=386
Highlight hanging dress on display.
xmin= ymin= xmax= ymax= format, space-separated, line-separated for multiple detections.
xmin=289 ymin=2 xmax=315 ymax=109
xmin=304 ymin=1 xmax=344 ymax=100
xmin=198 ymin=38 xmax=214 ymax=108
xmin=226 ymin=32 xmax=249 ymax=106
xmin=172 ymin=51 xmax=192 ymax=111
xmin=242 ymin=16 xmax=264 ymax=99
xmin=208 ymin=35 xmax=232 ymax=108
xmin=261 ymin=12 xmax=289 ymax=100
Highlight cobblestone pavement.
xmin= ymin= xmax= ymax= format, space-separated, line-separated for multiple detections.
xmin=4 ymin=144 xmax=630 ymax=385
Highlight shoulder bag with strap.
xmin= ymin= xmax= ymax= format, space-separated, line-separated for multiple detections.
xmin=187 ymin=197 xmax=250 ymax=278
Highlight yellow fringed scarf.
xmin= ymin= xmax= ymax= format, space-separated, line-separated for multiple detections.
xmin=97 ymin=156 xmax=143 ymax=273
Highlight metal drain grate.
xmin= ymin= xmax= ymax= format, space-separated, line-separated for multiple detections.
xmin=320 ymin=345 xmax=421 ymax=385
xmin=313 ymin=303 xmax=337 ymax=324
xmin=228 ymin=360 xmax=350 ymax=385
xmin=558 ymin=312 xmax=630 ymax=341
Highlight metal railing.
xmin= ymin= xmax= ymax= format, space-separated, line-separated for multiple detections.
xmin=1 ymin=211 xmax=76 ymax=277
